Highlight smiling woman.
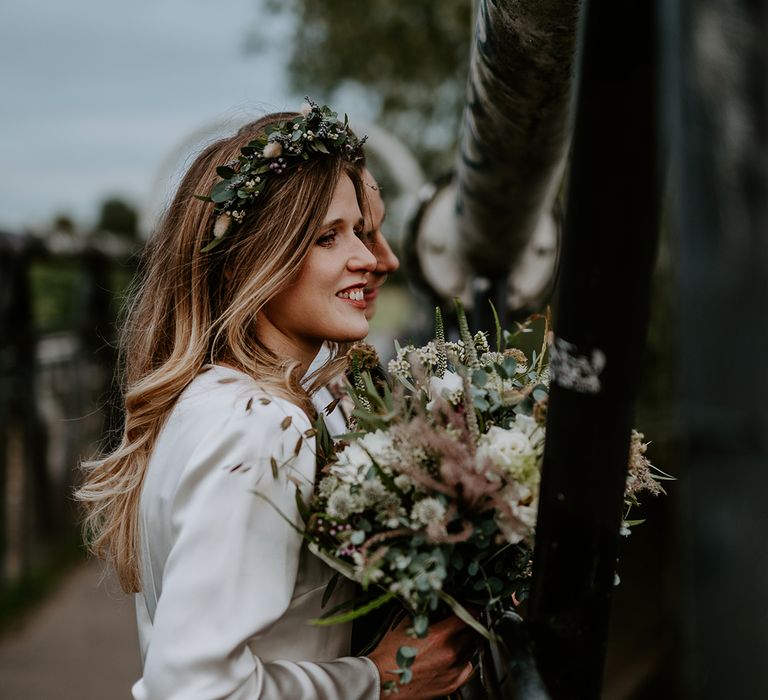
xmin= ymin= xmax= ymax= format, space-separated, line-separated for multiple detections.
xmin=75 ymin=101 xmax=476 ymax=699
xmin=258 ymin=174 xmax=376 ymax=368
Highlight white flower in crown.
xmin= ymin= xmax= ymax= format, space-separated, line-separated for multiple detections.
xmin=263 ymin=141 xmax=283 ymax=158
xmin=426 ymin=371 xmax=463 ymax=410
xmin=330 ymin=442 xmax=372 ymax=484
xmin=213 ymin=213 xmax=232 ymax=239
xmin=300 ymin=101 xmax=313 ymax=117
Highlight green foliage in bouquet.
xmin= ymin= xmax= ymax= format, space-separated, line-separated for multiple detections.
xmin=278 ymin=302 xmax=665 ymax=690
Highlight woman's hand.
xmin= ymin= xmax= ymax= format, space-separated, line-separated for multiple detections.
xmin=367 ymin=615 xmax=478 ymax=699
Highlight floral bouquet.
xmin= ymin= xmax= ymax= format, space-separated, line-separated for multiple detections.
xmin=297 ymin=304 xmax=666 ymax=691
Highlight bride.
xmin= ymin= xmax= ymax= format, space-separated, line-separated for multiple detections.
xmin=77 ymin=101 xmax=476 ymax=699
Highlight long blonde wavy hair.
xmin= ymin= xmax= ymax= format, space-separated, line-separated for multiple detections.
xmin=77 ymin=113 xmax=367 ymax=593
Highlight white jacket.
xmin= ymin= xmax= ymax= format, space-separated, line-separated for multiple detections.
xmin=133 ymin=365 xmax=378 ymax=699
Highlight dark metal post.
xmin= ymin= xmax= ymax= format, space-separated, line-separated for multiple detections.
xmin=0 ymin=232 xmax=19 ymax=587
xmin=663 ymin=0 xmax=768 ymax=696
xmin=79 ymin=248 xmax=122 ymax=458
xmin=0 ymin=233 xmax=51 ymax=581
xmin=524 ymin=1 xmax=662 ymax=696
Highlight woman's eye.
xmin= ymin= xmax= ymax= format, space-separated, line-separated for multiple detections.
xmin=317 ymin=230 xmax=337 ymax=247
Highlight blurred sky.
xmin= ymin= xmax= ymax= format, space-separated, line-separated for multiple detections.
xmin=0 ymin=0 xmax=312 ymax=233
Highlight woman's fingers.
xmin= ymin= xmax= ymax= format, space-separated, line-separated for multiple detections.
xmin=457 ymin=659 xmax=476 ymax=687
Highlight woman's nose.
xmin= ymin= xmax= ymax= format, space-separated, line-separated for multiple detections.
xmin=348 ymin=235 xmax=378 ymax=271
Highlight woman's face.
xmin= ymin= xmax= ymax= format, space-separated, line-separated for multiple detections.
xmin=258 ymin=173 xmax=377 ymax=366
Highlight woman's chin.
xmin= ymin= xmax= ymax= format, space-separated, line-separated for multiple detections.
xmin=333 ymin=323 xmax=369 ymax=343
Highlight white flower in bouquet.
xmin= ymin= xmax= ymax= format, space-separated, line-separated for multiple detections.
xmin=330 ymin=442 xmax=372 ymax=484
xmin=511 ymin=414 xmax=545 ymax=450
xmin=480 ymin=351 xmax=505 ymax=366
xmin=359 ymin=429 xmax=398 ymax=470
xmin=477 ymin=424 xmax=541 ymax=486
xmin=445 ymin=340 xmax=466 ymax=363
xmin=394 ymin=474 xmax=414 ymax=493
xmin=473 ymin=331 xmax=490 ymax=354
xmin=326 ymin=485 xmax=362 ymax=519
xmin=512 ymin=413 xmax=539 ymax=436
xmin=389 ymin=578 xmax=417 ymax=604
xmin=317 ymin=475 xmax=340 ymax=498
xmin=360 ymin=478 xmax=388 ymax=507
xmin=387 ymin=344 xmax=416 ymax=380
xmin=414 ymin=341 xmax=440 ymax=367
xmin=394 ymin=554 xmax=411 ymax=570
xmin=374 ymin=492 xmax=405 ymax=528
xmin=410 ymin=497 xmax=447 ymax=526
xmin=352 ymin=551 xmax=385 ymax=582
xmin=426 ymin=371 xmax=464 ymax=410
xmin=496 ymin=482 xmax=539 ymax=544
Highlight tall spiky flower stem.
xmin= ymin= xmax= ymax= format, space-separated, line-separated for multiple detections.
xmin=454 ymin=299 xmax=480 ymax=369
xmin=351 ymin=355 xmax=372 ymax=413
xmin=452 ymin=300 xmax=481 ymax=441
xmin=462 ymin=373 xmax=481 ymax=443
xmin=434 ymin=307 xmax=448 ymax=378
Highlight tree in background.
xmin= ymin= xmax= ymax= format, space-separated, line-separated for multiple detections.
xmin=95 ymin=197 xmax=139 ymax=240
xmin=51 ymin=214 xmax=76 ymax=235
xmin=250 ymin=0 xmax=472 ymax=175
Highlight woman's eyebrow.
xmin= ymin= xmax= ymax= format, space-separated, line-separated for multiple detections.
xmin=320 ymin=216 xmax=365 ymax=229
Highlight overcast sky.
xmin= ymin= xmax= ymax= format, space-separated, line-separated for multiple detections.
xmin=0 ymin=0 xmax=312 ymax=233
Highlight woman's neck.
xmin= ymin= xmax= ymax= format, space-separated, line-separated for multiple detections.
xmin=254 ymin=319 xmax=320 ymax=377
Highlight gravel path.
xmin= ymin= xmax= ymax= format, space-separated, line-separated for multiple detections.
xmin=0 ymin=559 xmax=140 ymax=699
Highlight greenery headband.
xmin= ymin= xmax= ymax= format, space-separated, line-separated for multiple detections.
xmin=196 ymin=97 xmax=367 ymax=251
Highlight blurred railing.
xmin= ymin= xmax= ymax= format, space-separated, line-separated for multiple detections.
xmin=0 ymin=230 xmax=136 ymax=595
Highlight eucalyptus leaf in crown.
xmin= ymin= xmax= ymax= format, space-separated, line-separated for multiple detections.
xmin=196 ymin=97 xmax=367 ymax=252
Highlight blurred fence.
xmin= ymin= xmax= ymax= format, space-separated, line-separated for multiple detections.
xmin=0 ymin=230 xmax=136 ymax=596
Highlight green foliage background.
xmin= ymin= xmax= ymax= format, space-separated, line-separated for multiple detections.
xmin=251 ymin=0 xmax=472 ymax=175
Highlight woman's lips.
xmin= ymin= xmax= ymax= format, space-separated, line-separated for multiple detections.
xmin=337 ymin=286 xmax=368 ymax=309
xmin=363 ymin=287 xmax=379 ymax=303
xmin=340 ymin=296 xmax=368 ymax=310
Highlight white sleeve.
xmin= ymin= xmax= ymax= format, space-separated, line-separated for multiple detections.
xmin=133 ymin=400 xmax=379 ymax=700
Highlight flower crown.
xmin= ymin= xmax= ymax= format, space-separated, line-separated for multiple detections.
xmin=196 ymin=98 xmax=367 ymax=251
